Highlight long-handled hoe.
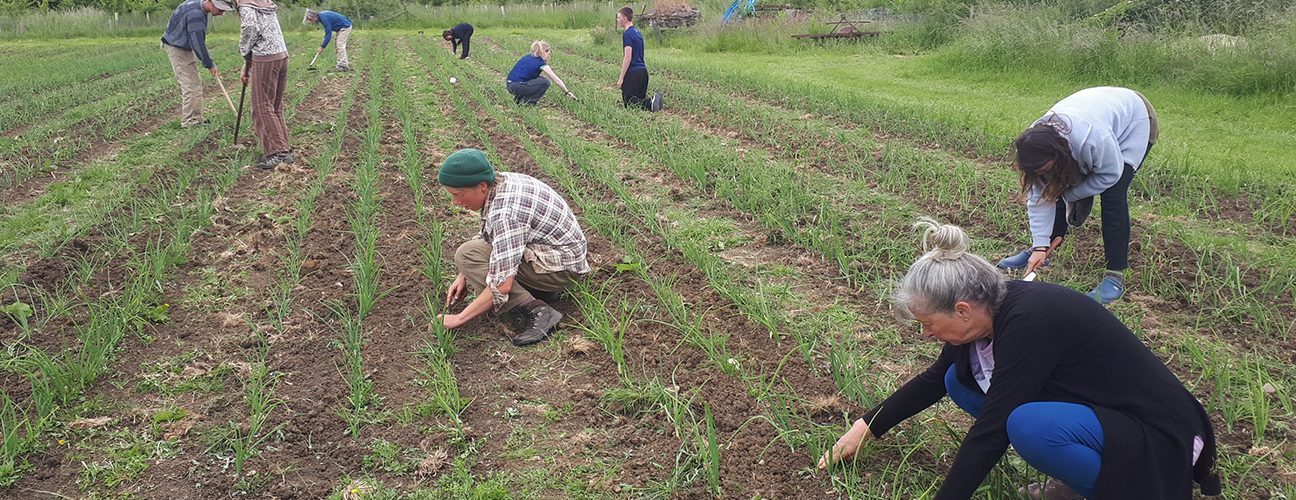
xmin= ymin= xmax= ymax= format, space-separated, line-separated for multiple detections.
xmin=307 ymin=51 xmax=320 ymax=71
xmin=233 ymin=64 xmax=248 ymax=143
xmin=214 ymin=74 xmax=238 ymax=114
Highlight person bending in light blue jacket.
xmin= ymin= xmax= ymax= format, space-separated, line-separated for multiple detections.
xmin=997 ymin=87 xmax=1159 ymax=305
xmin=304 ymin=9 xmax=352 ymax=71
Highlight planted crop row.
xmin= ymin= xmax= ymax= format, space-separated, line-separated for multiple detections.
xmin=390 ymin=41 xmax=469 ymax=434
xmin=335 ymin=46 xmax=389 ymax=437
xmin=0 ymin=41 xmax=161 ymax=105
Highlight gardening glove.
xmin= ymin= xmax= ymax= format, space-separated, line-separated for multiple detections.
xmin=1066 ymin=197 xmax=1094 ymax=228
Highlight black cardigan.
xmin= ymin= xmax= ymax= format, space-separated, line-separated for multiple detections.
xmin=861 ymin=281 xmax=1221 ymax=499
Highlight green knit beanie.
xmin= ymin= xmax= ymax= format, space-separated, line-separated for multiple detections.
xmin=438 ymin=148 xmax=496 ymax=187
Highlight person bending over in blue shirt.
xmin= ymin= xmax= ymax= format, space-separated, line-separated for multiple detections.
xmin=996 ymin=87 xmax=1158 ymax=305
xmin=615 ymin=7 xmax=661 ymax=111
xmin=304 ymin=9 xmax=353 ymax=71
xmin=505 ymin=41 xmax=576 ymax=106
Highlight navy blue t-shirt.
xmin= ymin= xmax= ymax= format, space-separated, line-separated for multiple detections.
xmin=622 ymin=26 xmax=646 ymax=73
xmin=507 ymin=54 xmax=549 ymax=82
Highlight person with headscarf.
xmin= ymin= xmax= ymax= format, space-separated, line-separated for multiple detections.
xmin=237 ymin=0 xmax=293 ymax=170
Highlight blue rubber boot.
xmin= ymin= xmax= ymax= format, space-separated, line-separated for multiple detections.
xmin=997 ymin=248 xmax=1048 ymax=270
xmin=1088 ymin=273 xmax=1125 ymax=305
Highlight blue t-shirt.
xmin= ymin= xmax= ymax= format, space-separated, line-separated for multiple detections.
xmin=318 ymin=11 xmax=352 ymax=48
xmin=622 ymin=26 xmax=646 ymax=73
xmin=161 ymin=0 xmax=214 ymax=69
xmin=507 ymin=54 xmax=549 ymax=82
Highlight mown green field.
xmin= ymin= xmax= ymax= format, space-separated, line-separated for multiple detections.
xmin=0 ymin=20 xmax=1292 ymax=499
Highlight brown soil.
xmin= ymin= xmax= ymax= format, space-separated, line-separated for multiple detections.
xmin=5 ymin=58 xmax=354 ymax=499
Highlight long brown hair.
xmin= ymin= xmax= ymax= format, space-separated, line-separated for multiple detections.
xmin=1012 ymin=119 xmax=1083 ymax=203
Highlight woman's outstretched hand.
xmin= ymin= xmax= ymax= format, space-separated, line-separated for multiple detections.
xmin=818 ymin=419 xmax=872 ymax=470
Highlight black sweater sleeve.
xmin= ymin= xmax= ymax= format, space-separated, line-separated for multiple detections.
xmin=860 ymin=344 xmax=956 ymax=437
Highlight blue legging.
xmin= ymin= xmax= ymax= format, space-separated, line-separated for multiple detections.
xmin=945 ymin=366 xmax=1104 ymax=497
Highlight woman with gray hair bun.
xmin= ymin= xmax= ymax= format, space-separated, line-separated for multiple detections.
xmin=819 ymin=218 xmax=1220 ymax=499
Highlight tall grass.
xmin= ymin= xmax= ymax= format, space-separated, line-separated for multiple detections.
xmin=937 ymin=2 xmax=1296 ymax=96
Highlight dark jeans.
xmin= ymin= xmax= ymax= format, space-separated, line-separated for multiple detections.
xmin=507 ymin=78 xmax=550 ymax=105
xmin=1049 ymin=143 xmax=1153 ymax=271
xmin=621 ymin=69 xmax=649 ymax=110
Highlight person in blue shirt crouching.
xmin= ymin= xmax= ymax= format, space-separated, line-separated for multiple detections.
xmin=506 ymin=41 xmax=577 ymax=106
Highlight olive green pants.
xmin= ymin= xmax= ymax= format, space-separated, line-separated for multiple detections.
xmin=453 ymin=239 xmax=579 ymax=313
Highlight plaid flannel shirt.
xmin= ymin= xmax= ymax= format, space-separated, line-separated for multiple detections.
xmin=480 ymin=173 xmax=589 ymax=307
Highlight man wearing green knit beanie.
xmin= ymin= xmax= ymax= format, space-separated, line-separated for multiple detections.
xmin=437 ymin=148 xmax=590 ymax=346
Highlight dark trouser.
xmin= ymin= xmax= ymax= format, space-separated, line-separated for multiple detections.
xmin=1048 ymin=143 xmax=1153 ymax=271
xmin=945 ymin=366 xmax=1103 ymax=498
xmin=621 ymin=69 xmax=649 ymax=110
xmin=250 ymin=55 xmax=290 ymax=157
xmin=453 ymin=27 xmax=472 ymax=58
xmin=507 ymin=78 xmax=550 ymax=105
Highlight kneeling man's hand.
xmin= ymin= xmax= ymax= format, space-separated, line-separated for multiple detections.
xmin=438 ymin=312 xmax=468 ymax=330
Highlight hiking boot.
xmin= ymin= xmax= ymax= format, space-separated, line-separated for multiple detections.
xmin=997 ymin=248 xmax=1049 ymax=270
xmin=1067 ymin=197 xmax=1094 ymax=228
xmin=181 ymin=118 xmax=210 ymax=129
xmin=1017 ymin=478 xmax=1084 ymax=500
xmin=333 ymin=65 xmax=352 ymax=72
xmin=511 ymin=301 xmax=562 ymax=347
xmin=274 ymin=150 xmax=296 ymax=165
xmin=254 ymin=154 xmax=280 ymax=171
xmin=650 ymin=90 xmax=663 ymax=112
xmin=1087 ymin=273 xmax=1125 ymax=305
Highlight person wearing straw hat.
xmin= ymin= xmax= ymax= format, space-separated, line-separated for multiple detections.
xmin=437 ymin=148 xmax=590 ymax=347
xmin=304 ymin=9 xmax=352 ymax=72
xmin=819 ymin=218 xmax=1219 ymax=499
xmin=161 ymin=0 xmax=234 ymax=128
xmin=237 ymin=0 xmax=293 ymax=170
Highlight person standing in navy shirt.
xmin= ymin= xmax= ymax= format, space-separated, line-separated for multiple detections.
xmin=615 ymin=7 xmax=661 ymax=111
xmin=304 ymin=9 xmax=353 ymax=71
